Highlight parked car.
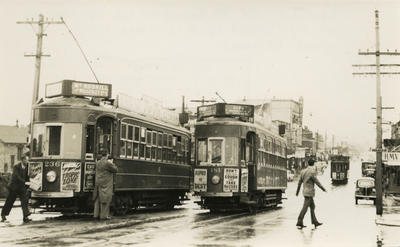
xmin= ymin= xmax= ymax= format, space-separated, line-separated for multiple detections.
xmin=287 ymin=170 xmax=295 ymax=182
xmin=355 ymin=177 xmax=376 ymax=205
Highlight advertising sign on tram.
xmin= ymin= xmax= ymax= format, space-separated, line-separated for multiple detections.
xmin=223 ymin=168 xmax=239 ymax=192
xmin=28 ymin=162 xmax=43 ymax=191
xmin=194 ymin=169 xmax=207 ymax=192
xmin=61 ymin=162 xmax=81 ymax=192
xmin=240 ymin=168 xmax=248 ymax=192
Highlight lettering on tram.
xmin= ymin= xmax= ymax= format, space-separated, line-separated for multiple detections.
xmin=28 ymin=80 xmax=191 ymax=214
xmin=194 ymin=103 xmax=287 ymax=213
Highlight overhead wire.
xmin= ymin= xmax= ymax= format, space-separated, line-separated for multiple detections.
xmin=61 ymin=17 xmax=100 ymax=83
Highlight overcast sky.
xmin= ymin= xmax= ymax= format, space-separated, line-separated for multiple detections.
xmin=1 ymin=0 xmax=400 ymax=150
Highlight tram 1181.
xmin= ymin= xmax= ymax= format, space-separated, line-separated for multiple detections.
xmin=28 ymin=80 xmax=191 ymax=214
xmin=193 ymin=103 xmax=287 ymax=212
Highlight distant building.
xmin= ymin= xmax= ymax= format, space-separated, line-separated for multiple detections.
xmin=0 ymin=124 xmax=29 ymax=173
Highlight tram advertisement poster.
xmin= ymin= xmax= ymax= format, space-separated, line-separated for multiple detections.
xmin=28 ymin=162 xmax=43 ymax=191
xmin=61 ymin=162 xmax=81 ymax=192
xmin=84 ymin=162 xmax=96 ymax=191
xmin=194 ymin=169 xmax=207 ymax=192
xmin=223 ymin=168 xmax=239 ymax=192
xmin=240 ymin=168 xmax=248 ymax=193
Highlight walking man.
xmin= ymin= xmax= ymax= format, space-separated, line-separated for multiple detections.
xmin=296 ymin=158 xmax=326 ymax=229
xmin=93 ymin=149 xmax=117 ymax=220
xmin=1 ymin=153 xmax=31 ymax=223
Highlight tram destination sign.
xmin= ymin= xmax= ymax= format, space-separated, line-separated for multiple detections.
xmin=45 ymin=80 xmax=112 ymax=98
xmin=197 ymin=103 xmax=254 ymax=122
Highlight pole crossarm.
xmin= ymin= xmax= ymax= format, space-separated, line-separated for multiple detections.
xmin=353 ymin=72 xmax=400 ymax=75
xmin=24 ymin=54 xmax=50 ymax=57
xmin=371 ymin=107 xmax=395 ymax=110
xmin=17 ymin=20 xmax=63 ymax=25
xmin=358 ymin=51 xmax=400 ymax=56
xmin=352 ymin=64 xmax=400 ymax=67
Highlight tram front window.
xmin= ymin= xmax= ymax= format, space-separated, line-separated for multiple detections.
xmin=48 ymin=126 xmax=61 ymax=155
xmin=197 ymin=139 xmax=207 ymax=165
xmin=210 ymin=139 xmax=222 ymax=163
xmin=196 ymin=137 xmax=239 ymax=166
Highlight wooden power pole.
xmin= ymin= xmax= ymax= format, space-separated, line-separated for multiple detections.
xmin=17 ymin=14 xmax=63 ymax=141
xmin=353 ymin=10 xmax=400 ymax=215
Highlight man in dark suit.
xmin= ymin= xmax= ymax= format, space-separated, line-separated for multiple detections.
xmin=1 ymin=153 xmax=31 ymax=223
xmin=296 ymin=158 xmax=326 ymax=229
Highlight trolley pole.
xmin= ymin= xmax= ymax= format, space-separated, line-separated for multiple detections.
xmin=353 ymin=10 xmax=400 ymax=215
xmin=17 ymin=14 xmax=63 ymax=145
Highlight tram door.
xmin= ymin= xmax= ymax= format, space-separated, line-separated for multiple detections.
xmin=246 ymin=132 xmax=257 ymax=190
xmin=96 ymin=117 xmax=114 ymax=157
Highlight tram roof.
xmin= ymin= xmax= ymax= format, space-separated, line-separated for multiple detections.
xmin=195 ymin=118 xmax=286 ymax=143
xmin=35 ymin=96 xmax=190 ymax=134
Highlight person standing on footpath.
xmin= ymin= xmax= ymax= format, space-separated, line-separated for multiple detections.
xmin=93 ymin=149 xmax=117 ymax=220
xmin=296 ymin=158 xmax=326 ymax=229
xmin=1 ymin=153 xmax=31 ymax=223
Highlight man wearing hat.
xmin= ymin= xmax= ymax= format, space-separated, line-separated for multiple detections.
xmin=295 ymin=158 xmax=326 ymax=229
xmin=1 ymin=152 xmax=31 ymax=223
xmin=93 ymin=149 xmax=117 ymax=220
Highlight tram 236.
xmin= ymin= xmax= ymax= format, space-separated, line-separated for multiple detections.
xmin=193 ymin=103 xmax=288 ymax=212
xmin=27 ymin=80 xmax=191 ymax=214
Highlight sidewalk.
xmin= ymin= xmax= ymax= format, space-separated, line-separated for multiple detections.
xmin=376 ymin=194 xmax=400 ymax=226
xmin=376 ymin=195 xmax=400 ymax=247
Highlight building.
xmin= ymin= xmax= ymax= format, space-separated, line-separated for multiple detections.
xmin=235 ymin=97 xmax=304 ymax=154
xmin=0 ymin=124 xmax=29 ymax=173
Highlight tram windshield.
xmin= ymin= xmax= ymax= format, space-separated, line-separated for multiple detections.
xmin=197 ymin=137 xmax=239 ymax=166
xmin=31 ymin=123 xmax=82 ymax=159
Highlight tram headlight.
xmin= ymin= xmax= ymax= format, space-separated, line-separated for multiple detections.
xmin=46 ymin=171 xmax=57 ymax=183
xmin=211 ymin=175 xmax=220 ymax=185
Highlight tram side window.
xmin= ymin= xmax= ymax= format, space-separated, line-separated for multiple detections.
xmin=197 ymin=139 xmax=207 ymax=165
xmin=119 ymin=124 xmax=126 ymax=158
xmin=48 ymin=126 xmax=61 ymax=155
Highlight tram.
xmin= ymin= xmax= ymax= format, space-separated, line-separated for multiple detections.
xmin=193 ymin=103 xmax=287 ymax=212
xmin=27 ymin=80 xmax=191 ymax=214
xmin=330 ymin=155 xmax=350 ymax=184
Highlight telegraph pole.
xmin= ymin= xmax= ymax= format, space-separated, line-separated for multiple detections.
xmin=353 ymin=10 xmax=400 ymax=215
xmin=17 ymin=14 xmax=63 ymax=106
xmin=17 ymin=14 xmax=63 ymax=141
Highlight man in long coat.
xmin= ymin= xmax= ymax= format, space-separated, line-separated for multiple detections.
xmin=1 ymin=153 xmax=31 ymax=223
xmin=296 ymin=158 xmax=326 ymax=229
xmin=93 ymin=149 xmax=118 ymax=220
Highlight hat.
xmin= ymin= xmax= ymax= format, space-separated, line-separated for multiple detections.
xmin=100 ymin=149 xmax=108 ymax=156
xmin=21 ymin=152 xmax=30 ymax=159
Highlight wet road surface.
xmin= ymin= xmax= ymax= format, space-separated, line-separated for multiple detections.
xmin=0 ymin=161 xmax=389 ymax=246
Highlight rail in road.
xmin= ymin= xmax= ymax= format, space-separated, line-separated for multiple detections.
xmin=1 ymin=203 xmax=284 ymax=246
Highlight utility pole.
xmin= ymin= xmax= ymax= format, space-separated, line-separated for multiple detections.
xmin=17 ymin=14 xmax=63 ymax=144
xmin=190 ymin=96 xmax=216 ymax=106
xmin=353 ymin=10 xmax=400 ymax=215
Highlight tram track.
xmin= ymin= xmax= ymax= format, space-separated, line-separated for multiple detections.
xmin=5 ymin=204 xmax=283 ymax=246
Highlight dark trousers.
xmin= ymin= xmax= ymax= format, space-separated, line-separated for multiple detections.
xmin=297 ymin=196 xmax=318 ymax=225
xmin=1 ymin=189 xmax=30 ymax=218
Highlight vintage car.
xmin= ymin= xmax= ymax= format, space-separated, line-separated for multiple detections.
xmin=364 ymin=168 xmax=376 ymax=178
xmin=355 ymin=177 xmax=376 ymax=205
